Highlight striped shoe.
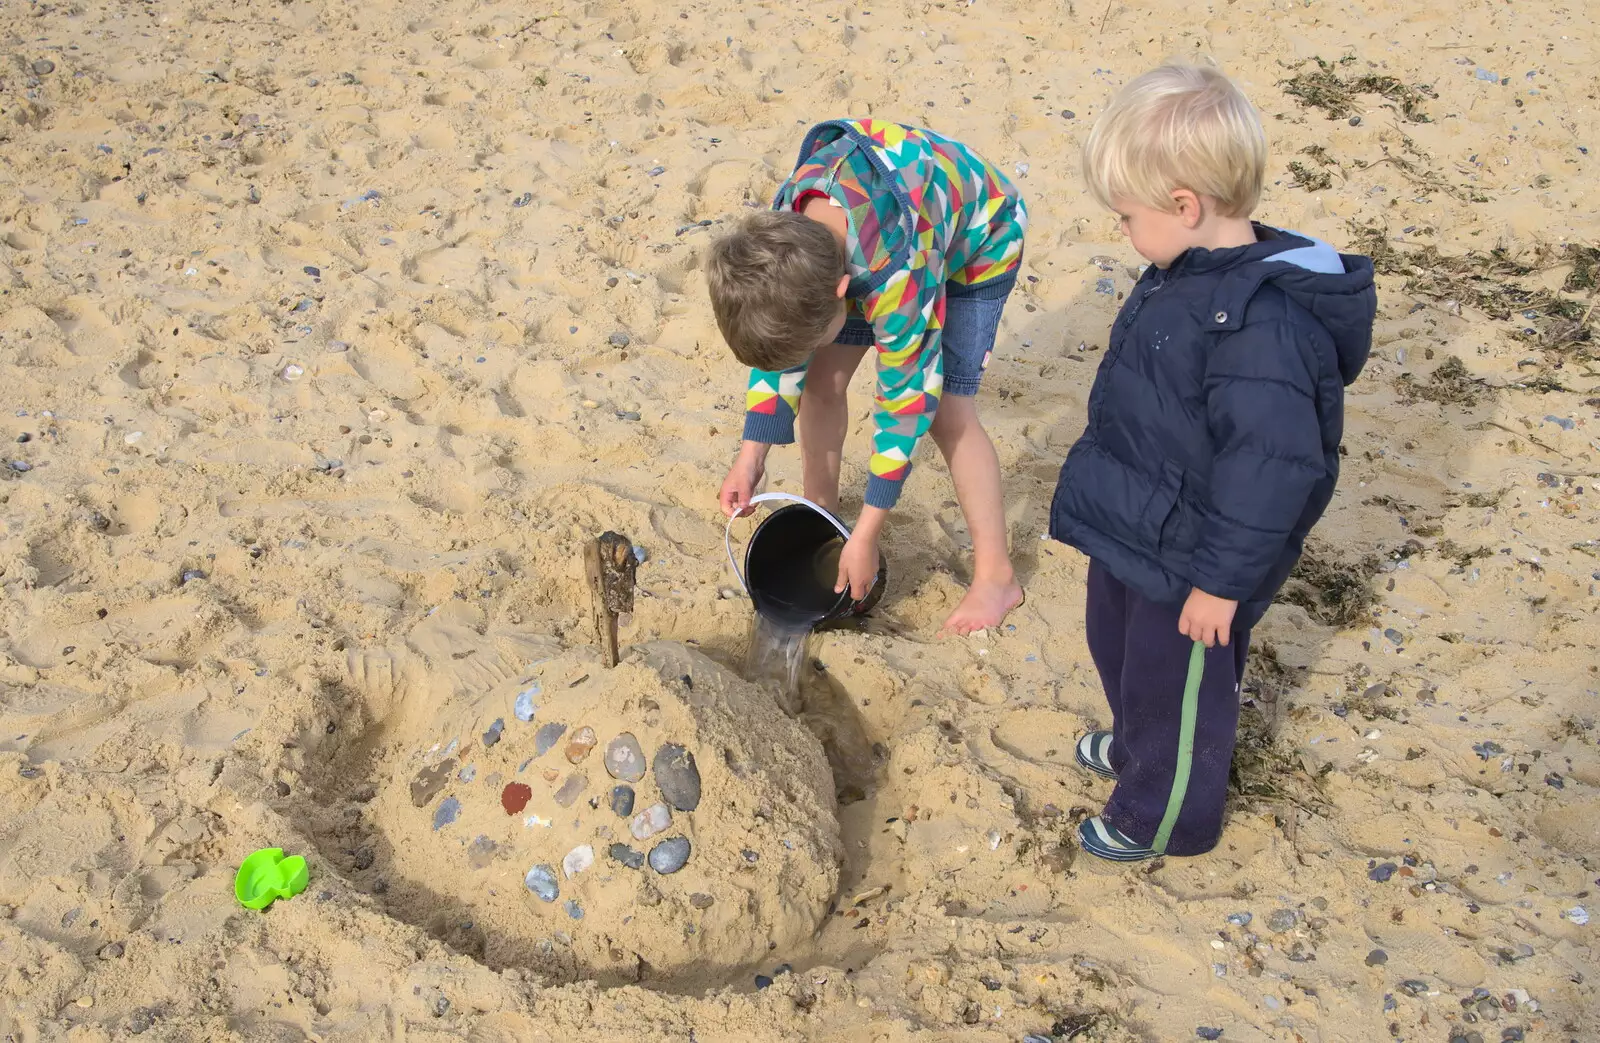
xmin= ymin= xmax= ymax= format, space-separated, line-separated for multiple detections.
xmin=1077 ymin=816 xmax=1157 ymax=863
xmin=1074 ymin=731 xmax=1119 ymax=780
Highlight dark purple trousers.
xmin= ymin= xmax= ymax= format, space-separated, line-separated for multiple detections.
xmin=1085 ymin=559 xmax=1251 ymax=856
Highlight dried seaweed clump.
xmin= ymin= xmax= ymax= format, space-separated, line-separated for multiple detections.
xmin=1280 ymin=56 xmax=1436 ymax=123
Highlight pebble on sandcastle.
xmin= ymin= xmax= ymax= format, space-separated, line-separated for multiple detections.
xmin=363 ymin=641 xmax=842 ymax=981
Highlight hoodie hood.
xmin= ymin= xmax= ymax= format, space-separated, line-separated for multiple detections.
xmin=1184 ymin=226 xmax=1378 ymax=387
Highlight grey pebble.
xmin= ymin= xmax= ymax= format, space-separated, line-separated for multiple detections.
xmin=605 ymin=733 xmax=646 ymax=782
xmin=1501 ymin=1029 xmax=1525 ymax=1041
xmin=1448 ymin=1033 xmax=1484 ymax=1043
xmin=653 ymin=743 xmax=701 ymax=811
xmin=631 ymin=802 xmax=672 ymax=840
xmin=755 ymin=974 xmax=774 ymax=989
xmin=1399 ymin=979 xmax=1430 ymax=997
xmin=512 ymin=192 xmax=532 ymax=207
xmin=648 ymin=836 xmax=691 ymax=874
xmin=514 ymin=685 xmax=539 ymax=722
xmin=565 ymin=899 xmax=584 ymax=920
xmin=609 ymin=842 xmax=645 ymax=869
xmin=1266 ymin=908 xmax=1297 ymax=933
xmin=353 ymin=848 xmax=374 ymax=870
xmin=534 ymin=722 xmax=567 ymax=756
xmin=9 ymin=460 xmax=33 ymax=472
xmin=690 ymin=892 xmax=714 ymax=909
xmin=1196 ymin=1030 xmax=1224 ymax=1041
xmin=482 ymin=718 xmax=504 ymax=747
xmin=432 ymin=795 xmax=461 ymax=830
xmin=99 ymin=941 xmax=124 ymax=960
xmin=458 ymin=764 xmax=476 ymax=783
xmin=411 ymin=758 xmax=456 ymax=807
xmin=524 ymin=864 xmax=559 ymax=902
xmin=610 ymin=784 xmax=635 ymax=817
xmin=1383 ymin=628 xmax=1404 ymax=645
xmin=467 ymin=835 xmax=497 ymax=870
xmin=1365 ymin=948 xmax=1388 ymax=966
xmin=608 ymin=331 xmax=631 ymax=348
xmin=128 ymin=1009 xmax=155 ymax=1034
xmin=32 ymin=59 xmax=55 ymax=76
xmin=553 ymin=773 xmax=588 ymax=808
xmin=1369 ymin=862 xmax=1398 ymax=883
xmin=1061 ymin=109 xmax=1076 ymax=119
xmin=741 ymin=848 xmax=759 ymax=864
xmin=1473 ymin=740 xmax=1505 ymax=760
xmin=303 ymin=265 xmax=321 ymax=278
xmin=616 ymin=410 xmax=642 ymax=422
xmin=1225 ymin=911 xmax=1252 ymax=927
xmin=646 ymin=165 xmax=665 ymax=177
xmin=433 ymin=995 xmax=450 ymax=1017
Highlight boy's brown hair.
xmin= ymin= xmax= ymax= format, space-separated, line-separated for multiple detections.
xmin=706 ymin=210 xmax=844 ymax=371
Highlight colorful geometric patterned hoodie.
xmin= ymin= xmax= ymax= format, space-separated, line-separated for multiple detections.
xmin=740 ymin=119 xmax=1028 ymax=509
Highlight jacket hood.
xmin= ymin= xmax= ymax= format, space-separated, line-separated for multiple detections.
xmin=1183 ymin=226 xmax=1377 ymax=387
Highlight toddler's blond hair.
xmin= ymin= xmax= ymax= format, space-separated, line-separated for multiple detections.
xmin=1083 ymin=61 xmax=1267 ymax=218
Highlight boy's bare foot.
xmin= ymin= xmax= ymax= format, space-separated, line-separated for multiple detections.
xmin=940 ymin=576 xmax=1024 ymax=637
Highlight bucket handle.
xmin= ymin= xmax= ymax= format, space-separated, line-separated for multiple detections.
xmin=723 ymin=492 xmax=853 ymax=596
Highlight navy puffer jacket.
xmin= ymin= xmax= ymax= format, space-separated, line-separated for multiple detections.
xmin=1049 ymin=226 xmax=1377 ymax=629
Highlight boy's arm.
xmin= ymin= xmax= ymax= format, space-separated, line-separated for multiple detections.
xmin=1188 ymin=319 xmax=1325 ymax=601
xmin=862 ymin=254 xmax=947 ymax=510
xmin=741 ymin=361 xmax=809 ymax=446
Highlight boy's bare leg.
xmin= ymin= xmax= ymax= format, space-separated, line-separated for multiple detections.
xmin=797 ymin=343 xmax=869 ymax=512
xmin=929 ymin=395 xmax=1023 ymax=635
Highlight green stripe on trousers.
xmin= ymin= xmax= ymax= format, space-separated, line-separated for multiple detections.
xmin=1152 ymin=641 xmax=1205 ymax=855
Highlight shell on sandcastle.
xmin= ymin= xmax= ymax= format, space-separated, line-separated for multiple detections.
xmin=367 ymin=641 xmax=842 ymax=982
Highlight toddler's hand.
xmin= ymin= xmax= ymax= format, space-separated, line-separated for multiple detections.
xmin=835 ymin=532 xmax=880 ymax=602
xmin=1179 ymin=588 xmax=1238 ymax=648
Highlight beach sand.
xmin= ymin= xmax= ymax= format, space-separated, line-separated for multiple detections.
xmin=1 ymin=0 xmax=1596 ymax=1040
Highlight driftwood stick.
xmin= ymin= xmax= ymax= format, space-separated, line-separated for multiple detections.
xmin=585 ymin=531 xmax=636 ymax=667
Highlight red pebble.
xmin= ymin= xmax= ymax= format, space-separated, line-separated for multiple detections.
xmin=501 ymin=782 xmax=532 ymax=815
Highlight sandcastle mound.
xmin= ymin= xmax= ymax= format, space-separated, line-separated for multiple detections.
xmin=338 ymin=640 xmax=841 ymax=985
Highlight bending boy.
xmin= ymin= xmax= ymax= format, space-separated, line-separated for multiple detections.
xmin=709 ymin=119 xmax=1027 ymax=636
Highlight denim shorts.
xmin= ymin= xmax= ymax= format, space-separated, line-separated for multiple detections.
xmin=831 ymin=268 xmax=1017 ymax=396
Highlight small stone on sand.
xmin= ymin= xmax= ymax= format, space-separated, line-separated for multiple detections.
xmin=565 ymin=726 xmax=597 ymax=764
xmin=554 ymin=773 xmax=588 ymax=808
xmin=653 ymin=743 xmax=701 ymax=811
xmin=605 ymin=733 xmax=646 ymax=782
xmin=501 ymin=782 xmax=532 ymax=815
xmin=648 ymin=836 xmax=691 ymax=874
xmin=411 ymin=759 xmax=456 ymax=807
xmin=631 ymin=802 xmax=671 ymax=840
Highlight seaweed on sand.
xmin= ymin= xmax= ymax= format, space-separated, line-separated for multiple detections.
xmin=1230 ymin=703 xmax=1332 ymax=815
xmin=1348 ymin=221 xmax=1596 ymax=359
xmin=1394 ymin=356 xmax=1491 ymax=407
xmin=1276 ymin=542 xmax=1383 ymax=628
xmin=1279 ymin=56 xmax=1436 ymax=122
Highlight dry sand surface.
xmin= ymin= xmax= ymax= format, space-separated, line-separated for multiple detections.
xmin=1 ymin=0 xmax=1597 ymax=1040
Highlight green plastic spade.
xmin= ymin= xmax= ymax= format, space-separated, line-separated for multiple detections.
xmin=234 ymin=848 xmax=309 ymax=910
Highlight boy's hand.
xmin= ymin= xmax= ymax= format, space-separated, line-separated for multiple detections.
xmin=1179 ymin=587 xmax=1238 ymax=648
xmin=720 ymin=442 xmax=770 ymax=518
xmin=835 ymin=531 xmax=880 ymax=602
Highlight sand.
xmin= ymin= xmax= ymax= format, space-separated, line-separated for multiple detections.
xmin=1 ymin=0 xmax=1596 ymax=1040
